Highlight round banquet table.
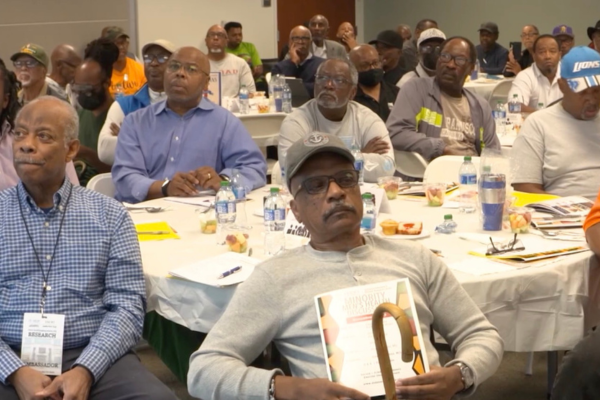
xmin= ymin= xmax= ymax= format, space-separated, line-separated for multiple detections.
xmin=134 ymin=185 xmax=594 ymax=355
xmin=464 ymin=77 xmax=510 ymax=104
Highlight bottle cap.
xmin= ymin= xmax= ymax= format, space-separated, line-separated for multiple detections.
xmin=444 ymin=214 xmax=453 ymax=220
xmin=220 ymin=181 xmax=229 ymax=187
xmin=361 ymin=193 xmax=373 ymax=200
xmin=464 ymin=156 xmax=472 ymax=161
xmin=513 ymin=94 xmax=518 ymax=98
xmin=270 ymin=187 xmax=280 ymax=194
xmin=483 ymin=165 xmax=492 ymax=173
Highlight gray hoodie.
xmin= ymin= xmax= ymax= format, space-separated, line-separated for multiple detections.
xmin=386 ymin=77 xmax=500 ymax=161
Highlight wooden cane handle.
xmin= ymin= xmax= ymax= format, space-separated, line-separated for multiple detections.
xmin=372 ymin=302 xmax=415 ymax=400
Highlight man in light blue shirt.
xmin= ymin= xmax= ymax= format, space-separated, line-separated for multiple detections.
xmin=112 ymin=46 xmax=267 ymax=203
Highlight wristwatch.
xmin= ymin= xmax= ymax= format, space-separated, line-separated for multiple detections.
xmin=161 ymin=178 xmax=171 ymax=197
xmin=219 ymin=174 xmax=230 ymax=182
xmin=454 ymin=362 xmax=474 ymax=391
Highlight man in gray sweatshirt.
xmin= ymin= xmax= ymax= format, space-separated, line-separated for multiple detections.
xmin=188 ymin=133 xmax=504 ymax=400
xmin=387 ymin=36 xmax=501 ymax=162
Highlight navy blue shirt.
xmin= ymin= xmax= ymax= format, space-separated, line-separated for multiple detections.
xmin=476 ymin=43 xmax=509 ymax=75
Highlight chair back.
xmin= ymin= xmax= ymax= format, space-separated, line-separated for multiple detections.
xmin=394 ymin=150 xmax=428 ymax=179
xmin=489 ymin=80 xmax=514 ymax=106
xmin=424 ymin=155 xmax=480 ymax=183
xmin=86 ymin=173 xmax=115 ymax=198
xmin=271 ymin=161 xmax=283 ymax=186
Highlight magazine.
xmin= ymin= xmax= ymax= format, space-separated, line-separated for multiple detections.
xmin=522 ymin=196 xmax=593 ymax=216
xmin=314 ymin=279 xmax=429 ymax=398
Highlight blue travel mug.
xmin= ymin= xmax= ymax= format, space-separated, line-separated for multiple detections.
xmin=479 ymin=174 xmax=506 ymax=231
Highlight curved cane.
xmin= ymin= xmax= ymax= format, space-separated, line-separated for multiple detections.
xmin=372 ymin=302 xmax=415 ymax=400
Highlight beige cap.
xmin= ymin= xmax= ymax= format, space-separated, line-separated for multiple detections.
xmin=142 ymin=39 xmax=177 ymax=55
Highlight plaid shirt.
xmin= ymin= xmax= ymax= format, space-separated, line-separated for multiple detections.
xmin=0 ymin=179 xmax=145 ymax=384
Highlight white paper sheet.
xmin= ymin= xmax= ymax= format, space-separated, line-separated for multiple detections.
xmin=169 ymin=252 xmax=260 ymax=287
xmin=449 ymin=258 xmax=517 ymax=276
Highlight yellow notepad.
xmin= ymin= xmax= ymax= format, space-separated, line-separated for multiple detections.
xmin=512 ymin=191 xmax=559 ymax=207
xmin=135 ymin=222 xmax=180 ymax=241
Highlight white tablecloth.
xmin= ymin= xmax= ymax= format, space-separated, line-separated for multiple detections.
xmin=134 ymin=189 xmax=593 ymax=352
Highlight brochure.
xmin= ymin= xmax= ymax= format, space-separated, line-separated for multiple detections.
xmin=522 ymin=196 xmax=593 ymax=216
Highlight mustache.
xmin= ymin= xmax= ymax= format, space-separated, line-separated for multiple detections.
xmin=14 ymin=157 xmax=44 ymax=165
xmin=322 ymin=203 xmax=357 ymax=221
xmin=318 ymin=91 xmax=338 ymax=101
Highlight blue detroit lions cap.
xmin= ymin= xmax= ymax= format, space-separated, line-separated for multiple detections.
xmin=560 ymin=46 xmax=600 ymax=93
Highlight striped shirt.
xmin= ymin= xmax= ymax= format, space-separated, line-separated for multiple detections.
xmin=0 ymin=179 xmax=145 ymax=383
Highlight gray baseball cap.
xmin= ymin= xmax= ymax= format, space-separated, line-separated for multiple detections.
xmin=285 ymin=133 xmax=355 ymax=189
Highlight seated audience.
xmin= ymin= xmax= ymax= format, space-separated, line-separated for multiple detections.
xmin=387 ymin=37 xmax=500 ymax=161
xmin=11 ymin=44 xmax=68 ymax=105
xmin=112 ymin=47 xmax=266 ymax=203
xmin=278 ymin=58 xmax=395 ymax=182
xmin=0 ymin=96 xmax=176 ymax=400
xmin=101 ymin=26 xmax=146 ymax=96
xmin=98 ymin=40 xmax=175 ymax=165
xmin=511 ymin=47 xmax=600 ymax=200
xmin=225 ymin=22 xmax=263 ymax=80
xmin=553 ymin=25 xmax=575 ymax=58
xmin=551 ymin=326 xmax=600 ymax=399
xmin=403 ymin=19 xmax=439 ymax=71
xmin=0 ymin=60 xmax=78 ymax=190
xmin=398 ymin=28 xmax=446 ymax=88
xmin=508 ymin=35 xmax=562 ymax=112
xmin=336 ymin=22 xmax=358 ymax=53
xmin=349 ymin=44 xmax=399 ymax=122
xmin=396 ymin=24 xmax=412 ymax=42
xmin=476 ymin=22 xmax=509 ymax=75
xmin=308 ymin=15 xmax=347 ymax=59
xmin=369 ymin=30 xmax=410 ymax=86
xmin=46 ymin=44 xmax=82 ymax=107
xmin=588 ymin=20 xmax=600 ymax=54
xmin=505 ymin=25 xmax=539 ymax=75
xmin=72 ymin=39 xmax=116 ymax=186
xmin=272 ymin=26 xmax=325 ymax=97
xmin=187 ymin=133 xmax=504 ymax=400
xmin=206 ymin=25 xmax=255 ymax=98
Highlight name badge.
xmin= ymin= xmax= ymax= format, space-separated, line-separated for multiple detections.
xmin=21 ymin=313 xmax=65 ymax=376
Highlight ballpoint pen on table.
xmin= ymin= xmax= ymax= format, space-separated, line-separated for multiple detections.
xmin=217 ymin=266 xmax=243 ymax=279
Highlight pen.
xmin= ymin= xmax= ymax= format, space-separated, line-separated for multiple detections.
xmin=217 ymin=266 xmax=243 ymax=279
xmin=137 ymin=231 xmax=171 ymax=235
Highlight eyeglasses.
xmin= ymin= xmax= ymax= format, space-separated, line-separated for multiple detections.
xmin=486 ymin=234 xmax=525 ymax=256
xmin=59 ymin=60 xmax=79 ymax=69
xmin=357 ymin=60 xmax=382 ymax=71
xmin=13 ymin=59 xmax=40 ymax=69
xmin=315 ymin=74 xmax=353 ymax=87
xmin=143 ymin=54 xmax=170 ymax=64
xmin=438 ymin=52 xmax=471 ymax=67
xmin=291 ymin=36 xmax=311 ymax=42
xmin=167 ymin=61 xmax=209 ymax=76
xmin=555 ymin=37 xmax=574 ymax=44
xmin=420 ymin=44 xmax=442 ymax=54
xmin=206 ymin=32 xmax=227 ymax=39
xmin=520 ymin=33 xmax=539 ymax=38
xmin=71 ymin=83 xmax=103 ymax=96
xmin=295 ymin=170 xmax=359 ymax=196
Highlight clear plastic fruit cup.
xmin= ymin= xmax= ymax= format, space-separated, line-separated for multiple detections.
xmin=507 ymin=207 xmax=534 ymax=233
xmin=425 ymin=182 xmax=446 ymax=207
xmin=377 ymin=176 xmax=403 ymax=200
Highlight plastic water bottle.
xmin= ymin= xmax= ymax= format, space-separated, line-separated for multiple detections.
xmin=493 ymin=101 xmax=506 ymax=136
xmin=537 ymin=102 xmax=544 ymax=110
xmin=471 ymin=59 xmax=480 ymax=81
xmin=216 ymin=180 xmax=236 ymax=224
xmin=279 ymin=150 xmax=287 ymax=191
xmin=282 ymin=83 xmax=292 ymax=113
xmin=360 ymin=193 xmax=376 ymax=232
xmin=231 ymin=169 xmax=249 ymax=228
xmin=114 ymin=83 xmax=124 ymax=99
xmin=458 ymin=156 xmax=477 ymax=214
xmin=273 ymin=75 xmax=283 ymax=112
xmin=239 ymin=85 xmax=249 ymax=114
xmin=508 ymin=94 xmax=521 ymax=114
xmin=350 ymin=140 xmax=364 ymax=185
xmin=435 ymin=214 xmax=458 ymax=234
xmin=264 ymin=187 xmax=286 ymax=255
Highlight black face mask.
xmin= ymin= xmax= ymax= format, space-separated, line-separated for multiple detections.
xmin=358 ymin=68 xmax=384 ymax=87
xmin=77 ymin=87 xmax=106 ymax=110
xmin=422 ymin=53 xmax=439 ymax=71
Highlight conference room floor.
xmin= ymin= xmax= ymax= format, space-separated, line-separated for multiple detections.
xmin=138 ymin=346 xmax=564 ymax=400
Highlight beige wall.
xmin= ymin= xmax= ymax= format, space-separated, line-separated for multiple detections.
xmin=0 ymin=0 xmax=135 ymax=72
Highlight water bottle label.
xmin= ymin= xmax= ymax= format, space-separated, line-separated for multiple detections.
xmin=264 ymin=209 xmax=275 ymax=221
xmin=216 ymin=201 xmax=228 ymax=214
xmin=508 ymin=103 xmax=520 ymax=113
xmin=354 ymin=160 xmax=364 ymax=171
xmin=459 ymin=174 xmax=477 ymax=185
xmin=492 ymin=110 xmax=506 ymax=119
xmin=274 ymin=208 xmax=286 ymax=221
xmin=361 ymin=216 xmax=375 ymax=230
xmin=227 ymin=201 xmax=236 ymax=214
xmin=233 ymin=186 xmax=246 ymax=200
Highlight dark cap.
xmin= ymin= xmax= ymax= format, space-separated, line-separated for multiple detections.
xmin=587 ymin=20 xmax=600 ymax=40
xmin=102 ymin=26 xmax=129 ymax=41
xmin=478 ymin=22 xmax=499 ymax=34
xmin=553 ymin=25 xmax=574 ymax=38
xmin=369 ymin=30 xmax=403 ymax=49
xmin=11 ymin=43 xmax=49 ymax=68
xmin=285 ymin=133 xmax=355 ymax=189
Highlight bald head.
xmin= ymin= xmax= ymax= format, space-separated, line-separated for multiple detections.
xmin=289 ymin=26 xmax=312 ymax=59
xmin=205 ymin=24 xmax=228 ymax=55
xmin=349 ymin=45 xmax=382 ymax=87
xmin=349 ymin=44 xmax=379 ymax=64
xmin=309 ymin=15 xmax=330 ymax=42
xmin=164 ymin=47 xmax=210 ymax=113
xmin=48 ymin=44 xmax=82 ymax=87
xmin=396 ymin=24 xmax=412 ymax=41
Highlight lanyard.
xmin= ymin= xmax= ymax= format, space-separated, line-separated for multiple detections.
xmin=17 ymin=184 xmax=72 ymax=316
